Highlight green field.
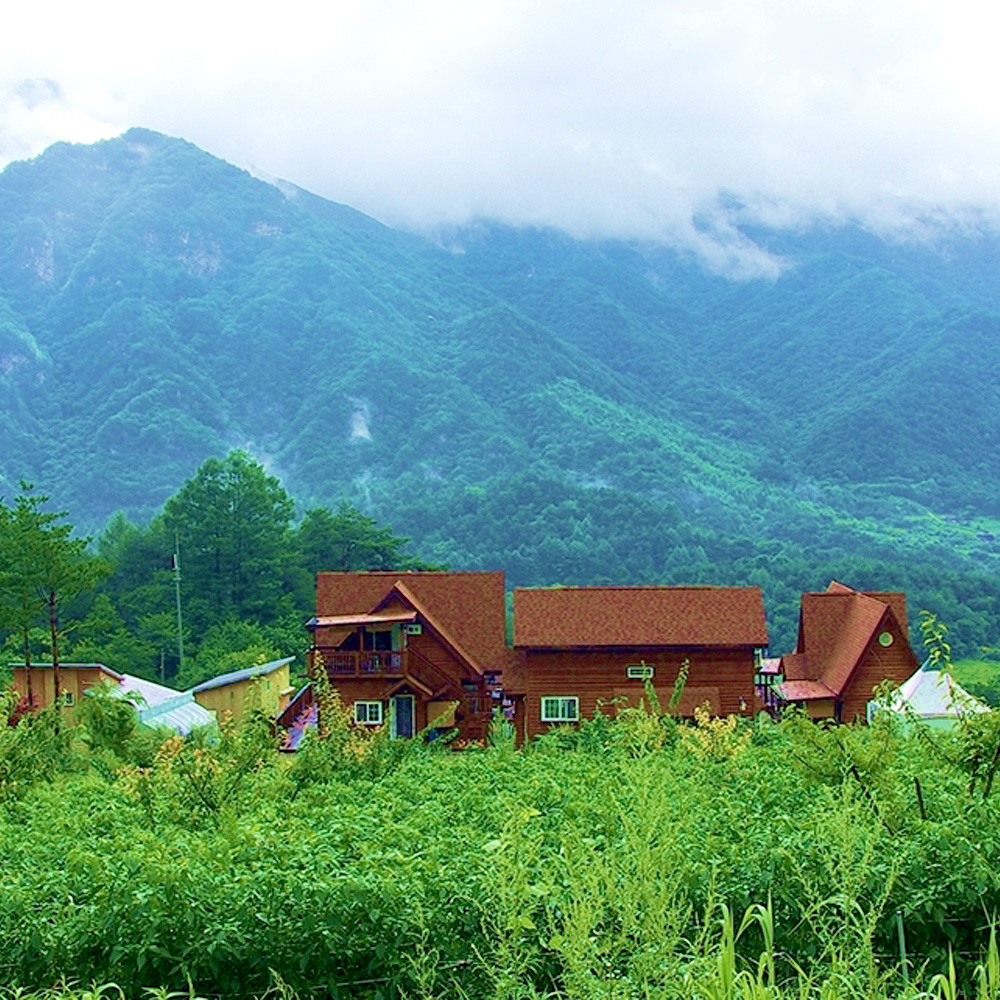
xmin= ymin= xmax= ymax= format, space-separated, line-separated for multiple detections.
xmin=3 ymin=691 xmax=1000 ymax=1000
xmin=951 ymin=658 xmax=1000 ymax=706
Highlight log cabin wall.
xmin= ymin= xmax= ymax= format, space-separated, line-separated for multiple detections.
xmin=519 ymin=646 xmax=758 ymax=741
xmin=315 ymin=632 xmax=488 ymax=738
xmin=840 ymin=622 xmax=919 ymax=723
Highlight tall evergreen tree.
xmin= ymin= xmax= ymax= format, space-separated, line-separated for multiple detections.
xmin=296 ymin=502 xmax=416 ymax=575
xmin=162 ymin=451 xmax=296 ymax=631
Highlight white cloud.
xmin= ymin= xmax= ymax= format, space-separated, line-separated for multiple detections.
xmin=4 ymin=0 xmax=1000 ymax=267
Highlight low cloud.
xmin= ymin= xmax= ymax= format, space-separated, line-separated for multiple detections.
xmin=0 ymin=78 xmax=118 ymax=164
xmin=4 ymin=0 xmax=1000 ymax=272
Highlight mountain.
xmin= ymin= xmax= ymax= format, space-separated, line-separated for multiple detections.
xmin=3 ymin=128 xmax=1000 ymax=651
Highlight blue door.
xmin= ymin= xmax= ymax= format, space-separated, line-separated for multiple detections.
xmin=391 ymin=694 xmax=415 ymax=738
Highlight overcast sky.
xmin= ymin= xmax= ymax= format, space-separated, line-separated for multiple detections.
xmin=3 ymin=0 xmax=1000 ymax=260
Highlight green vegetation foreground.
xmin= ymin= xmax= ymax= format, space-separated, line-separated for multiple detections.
xmin=3 ymin=693 xmax=1000 ymax=1000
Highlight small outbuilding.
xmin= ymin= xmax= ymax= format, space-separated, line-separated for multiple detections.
xmin=190 ymin=656 xmax=296 ymax=722
xmin=8 ymin=661 xmax=124 ymax=709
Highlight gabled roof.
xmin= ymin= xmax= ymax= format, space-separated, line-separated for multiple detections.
xmin=777 ymin=582 xmax=917 ymax=701
xmin=381 ymin=675 xmax=435 ymax=698
xmin=825 ymin=581 xmax=910 ymax=635
xmin=512 ymin=586 xmax=768 ymax=648
xmin=385 ymin=581 xmax=488 ymax=675
xmin=189 ymin=656 xmax=294 ymax=694
xmin=314 ymin=571 xmax=508 ymax=673
xmin=8 ymin=661 xmax=125 ymax=680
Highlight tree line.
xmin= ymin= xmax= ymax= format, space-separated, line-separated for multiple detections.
xmin=0 ymin=450 xmax=432 ymax=692
xmin=6 ymin=448 xmax=1000 ymax=700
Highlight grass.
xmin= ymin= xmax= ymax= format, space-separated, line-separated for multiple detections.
xmin=952 ymin=659 xmax=1000 ymax=688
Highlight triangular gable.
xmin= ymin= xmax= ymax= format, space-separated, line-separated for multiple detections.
xmin=380 ymin=675 xmax=435 ymax=699
xmin=791 ymin=592 xmax=878 ymax=696
xmin=314 ymin=571 xmax=507 ymax=672
xmin=374 ymin=581 xmax=486 ymax=676
xmin=782 ymin=584 xmax=917 ymax=700
xmin=779 ymin=651 xmax=811 ymax=681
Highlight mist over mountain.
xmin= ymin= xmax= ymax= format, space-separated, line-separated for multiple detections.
xmin=2 ymin=128 xmax=1000 ymax=648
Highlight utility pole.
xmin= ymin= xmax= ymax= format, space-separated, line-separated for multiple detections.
xmin=173 ymin=532 xmax=185 ymax=676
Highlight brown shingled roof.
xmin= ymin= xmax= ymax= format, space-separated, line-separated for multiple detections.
xmin=314 ymin=571 xmax=509 ymax=672
xmin=826 ymin=581 xmax=911 ymax=638
xmin=778 ymin=583 xmax=913 ymax=700
xmin=778 ymin=679 xmax=836 ymax=701
xmin=512 ymin=585 xmax=768 ymax=648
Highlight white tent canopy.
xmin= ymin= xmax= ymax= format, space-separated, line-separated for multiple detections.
xmin=872 ymin=662 xmax=990 ymax=728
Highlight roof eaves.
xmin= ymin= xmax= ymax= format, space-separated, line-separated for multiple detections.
xmin=388 ymin=581 xmax=486 ymax=675
xmin=819 ymin=595 xmax=888 ymax=696
xmin=7 ymin=661 xmax=125 ymax=681
xmin=776 ymin=679 xmax=837 ymax=701
xmin=189 ymin=656 xmax=294 ymax=694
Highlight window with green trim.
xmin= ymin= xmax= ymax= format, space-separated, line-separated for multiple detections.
xmin=540 ymin=696 xmax=579 ymax=723
xmin=354 ymin=701 xmax=383 ymax=725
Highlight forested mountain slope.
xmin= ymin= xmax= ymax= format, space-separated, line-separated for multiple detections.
xmin=2 ymin=129 xmax=1000 ymax=651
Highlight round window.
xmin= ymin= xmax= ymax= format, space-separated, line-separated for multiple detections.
xmin=878 ymin=631 xmax=894 ymax=647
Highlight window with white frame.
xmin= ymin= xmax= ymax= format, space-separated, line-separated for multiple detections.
xmin=354 ymin=701 xmax=383 ymax=725
xmin=626 ymin=663 xmax=654 ymax=679
xmin=540 ymin=696 xmax=579 ymax=723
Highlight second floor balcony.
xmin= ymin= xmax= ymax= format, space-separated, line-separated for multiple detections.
xmin=322 ymin=650 xmax=407 ymax=676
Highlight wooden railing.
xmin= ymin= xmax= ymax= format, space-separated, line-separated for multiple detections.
xmin=755 ymin=680 xmax=783 ymax=714
xmin=323 ymin=651 xmax=407 ymax=676
xmin=276 ymin=682 xmax=313 ymax=729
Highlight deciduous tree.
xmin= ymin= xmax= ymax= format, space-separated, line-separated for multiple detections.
xmin=0 ymin=483 xmax=110 ymax=710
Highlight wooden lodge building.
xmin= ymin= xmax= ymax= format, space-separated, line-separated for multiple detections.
xmin=280 ymin=572 xmax=510 ymax=745
xmin=507 ymin=585 xmax=769 ymax=742
xmin=771 ymin=581 xmax=920 ymax=723
xmin=279 ymin=571 xmax=923 ymax=747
